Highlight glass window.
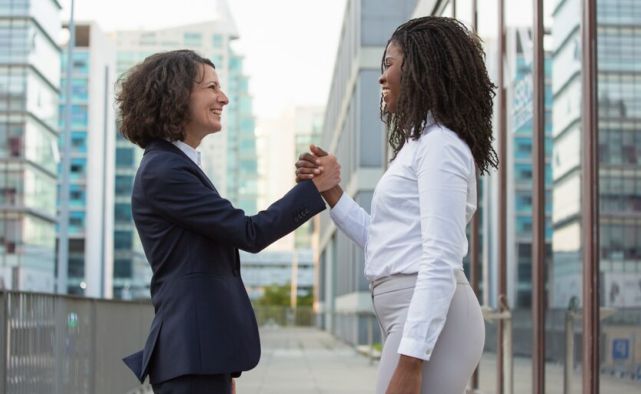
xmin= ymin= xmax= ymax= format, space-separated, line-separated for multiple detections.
xmin=25 ymin=118 xmax=57 ymax=174
xmin=71 ymin=105 xmax=88 ymax=128
xmin=116 ymin=147 xmax=134 ymax=167
xmin=212 ymin=34 xmax=224 ymax=48
xmin=114 ymin=258 xmax=132 ymax=278
xmin=184 ymin=32 xmax=202 ymax=47
xmin=69 ymin=210 xmax=85 ymax=234
xmin=70 ymin=158 xmax=86 ymax=179
xmin=114 ymin=230 xmax=132 ymax=250
xmin=24 ymin=166 xmax=56 ymax=216
xmin=115 ymin=175 xmax=133 ymax=196
xmin=71 ymin=131 xmax=87 ymax=152
xmin=114 ymin=203 xmax=132 ymax=223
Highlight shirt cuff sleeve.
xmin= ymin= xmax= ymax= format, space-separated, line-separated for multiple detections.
xmin=397 ymin=337 xmax=433 ymax=361
xmin=329 ymin=192 xmax=353 ymax=224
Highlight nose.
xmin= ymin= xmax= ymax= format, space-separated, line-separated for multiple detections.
xmin=219 ymin=90 xmax=229 ymax=106
xmin=378 ymin=71 xmax=386 ymax=86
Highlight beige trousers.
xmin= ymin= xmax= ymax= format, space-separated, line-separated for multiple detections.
xmin=371 ymin=271 xmax=485 ymax=394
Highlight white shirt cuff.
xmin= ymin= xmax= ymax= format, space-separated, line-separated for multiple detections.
xmin=397 ymin=337 xmax=433 ymax=361
xmin=329 ymin=192 xmax=353 ymax=224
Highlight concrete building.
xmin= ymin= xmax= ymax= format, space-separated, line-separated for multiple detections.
xmin=0 ymin=0 xmax=62 ymax=292
xmin=58 ymin=22 xmax=116 ymax=297
xmin=316 ymin=0 xmax=417 ymax=345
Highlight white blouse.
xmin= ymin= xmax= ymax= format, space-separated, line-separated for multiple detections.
xmin=329 ymin=122 xmax=477 ymax=361
xmin=172 ymin=140 xmax=202 ymax=167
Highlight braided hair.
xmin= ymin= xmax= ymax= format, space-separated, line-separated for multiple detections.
xmin=382 ymin=16 xmax=498 ymax=175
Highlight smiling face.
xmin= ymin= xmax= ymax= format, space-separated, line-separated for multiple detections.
xmin=184 ymin=64 xmax=229 ymax=146
xmin=379 ymin=41 xmax=403 ymax=114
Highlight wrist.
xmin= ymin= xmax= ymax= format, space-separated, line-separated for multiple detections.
xmin=398 ymin=355 xmax=423 ymax=371
xmin=322 ymin=186 xmax=343 ymax=208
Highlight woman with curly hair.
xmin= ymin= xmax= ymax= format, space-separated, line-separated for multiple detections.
xmin=296 ymin=17 xmax=497 ymax=394
xmin=118 ymin=50 xmax=340 ymax=394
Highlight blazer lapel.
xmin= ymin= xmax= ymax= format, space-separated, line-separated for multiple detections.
xmin=145 ymin=139 xmax=218 ymax=193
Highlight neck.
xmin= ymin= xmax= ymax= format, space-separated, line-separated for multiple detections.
xmin=182 ymin=131 xmax=202 ymax=149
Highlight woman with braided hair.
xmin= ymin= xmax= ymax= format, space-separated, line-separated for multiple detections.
xmin=296 ymin=17 xmax=497 ymax=394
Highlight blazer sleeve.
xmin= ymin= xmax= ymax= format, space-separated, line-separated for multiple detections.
xmin=141 ymin=157 xmax=326 ymax=253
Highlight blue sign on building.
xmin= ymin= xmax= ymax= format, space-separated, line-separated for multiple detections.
xmin=612 ymin=338 xmax=630 ymax=360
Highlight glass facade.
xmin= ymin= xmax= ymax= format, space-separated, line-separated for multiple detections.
xmin=226 ymin=53 xmax=258 ymax=213
xmin=416 ymin=0 xmax=641 ymax=391
xmin=0 ymin=0 xmax=60 ymax=292
xmin=510 ymin=30 xmax=554 ymax=309
xmin=58 ymin=46 xmax=89 ymax=294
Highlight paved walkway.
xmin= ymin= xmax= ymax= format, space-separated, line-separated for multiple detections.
xmin=237 ymin=326 xmax=641 ymax=394
xmin=237 ymin=327 xmax=378 ymax=393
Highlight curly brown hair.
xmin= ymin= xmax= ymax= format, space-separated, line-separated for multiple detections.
xmin=115 ymin=49 xmax=215 ymax=148
xmin=382 ymin=16 xmax=498 ymax=175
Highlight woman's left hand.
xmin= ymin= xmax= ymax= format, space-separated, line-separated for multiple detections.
xmin=385 ymin=355 xmax=423 ymax=394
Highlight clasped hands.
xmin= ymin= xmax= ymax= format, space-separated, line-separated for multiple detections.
xmin=295 ymin=145 xmax=340 ymax=192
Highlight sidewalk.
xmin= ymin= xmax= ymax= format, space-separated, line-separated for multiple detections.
xmin=236 ymin=326 xmax=377 ymax=393
xmin=237 ymin=326 xmax=641 ymax=394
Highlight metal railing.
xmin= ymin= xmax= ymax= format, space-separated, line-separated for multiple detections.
xmin=0 ymin=290 xmax=154 ymax=394
xmin=0 ymin=291 xmax=321 ymax=394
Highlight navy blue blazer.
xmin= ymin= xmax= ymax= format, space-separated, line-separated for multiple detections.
xmin=123 ymin=139 xmax=326 ymax=384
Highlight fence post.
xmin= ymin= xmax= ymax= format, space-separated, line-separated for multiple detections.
xmin=367 ymin=313 xmax=374 ymax=365
xmin=564 ymin=298 xmax=578 ymax=394
xmin=90 ymin=299 xmax=97 ymax=394
xmin=0 ymin=292 xmax=6 ymax=394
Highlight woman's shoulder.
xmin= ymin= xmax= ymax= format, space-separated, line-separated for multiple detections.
xmin=139 ymin=148 xmax=193 ymax=180
xmin=418 ymin=123 xmax=473 ymax=160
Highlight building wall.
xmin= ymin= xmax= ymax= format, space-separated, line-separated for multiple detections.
xmin=59 ymin=22 xmax=115 ymax=297
xmin=0 ymin=0 xmax=62 ymax=292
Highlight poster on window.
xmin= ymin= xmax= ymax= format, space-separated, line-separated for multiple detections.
xmin=603 ymin=272 xmax=641 ymax=308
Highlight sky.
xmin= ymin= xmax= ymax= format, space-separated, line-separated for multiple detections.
xmin=62 ymin=0 xmax=348 ymax=119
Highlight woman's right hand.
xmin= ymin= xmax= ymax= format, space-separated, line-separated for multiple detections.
xmin=310 ymin=152 xmax=341 ymax=192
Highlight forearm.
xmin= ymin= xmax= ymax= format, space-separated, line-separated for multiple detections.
xmin=321 ymin=185 xmax=343 ymax=208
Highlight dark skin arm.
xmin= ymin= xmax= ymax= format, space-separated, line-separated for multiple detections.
xmin=385 ymin=356 xmax=423 ymax=394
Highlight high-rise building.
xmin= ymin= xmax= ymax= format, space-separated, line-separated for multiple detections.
xmin=0 ymin=0 xmax=61 ymax=292
xmin=316 ymin=0 xmax=417 ymax=345
xmin=226 ymin=53 xmax=258 ymax=214
xmin=551 ymin=0 xmax=641 ymax=309
xmin=58 ymin=22 xmax=116 ymax=297
xmin=110 ymin=1 xmax=257 ymax=298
